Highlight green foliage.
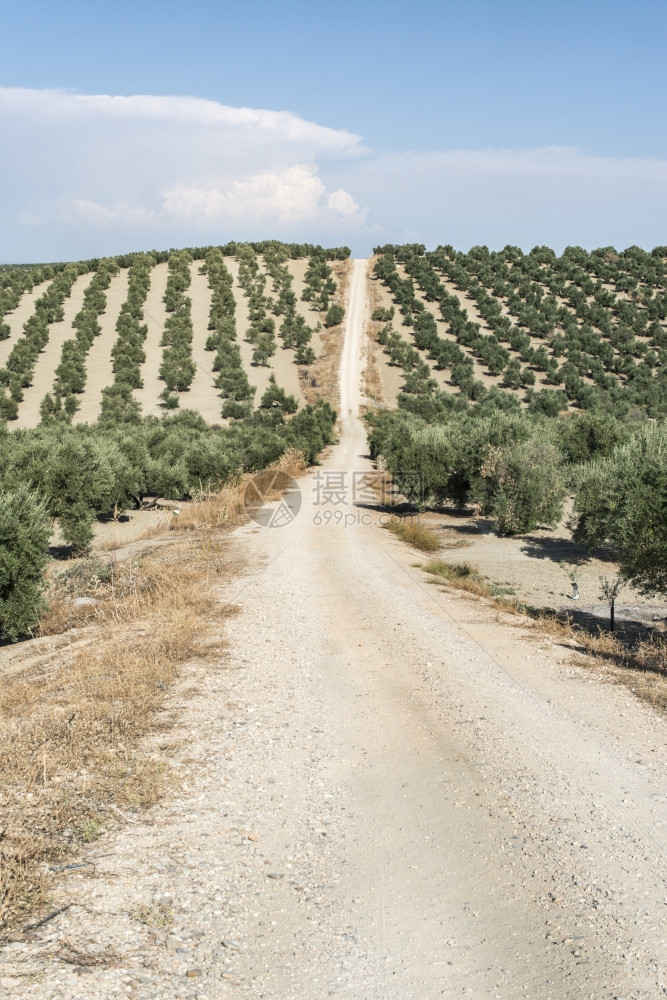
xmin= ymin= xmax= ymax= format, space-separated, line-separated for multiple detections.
xmin=110 ymin=254 xmax=153 ymax=390
xmin=159 ymin=252 xmax=195 ymax=393
xmin=302 ymin=253 xmax=337 ymax=311
xmin=252 ymin=333 xmax=275 ymax=367
xmin=99 ymin=384 xmax=142 ymax=426
xmin=572 ymin=422 xmax=667 ymax=594
xmin=526 ymin=388 xmax=568 ymax=417
xmin=259 ymin=375 xmax=298 ymax=414
xmin=324 ymin=303 xmax=345 ymax=327
xmin=475 ymin=437 xmax=567 ymax=535
xmin=372 ymin=242 xmax=667 ymax=419
xmin=159 ymin=387 xmax=180 ymax=409
xmin=0 ymin=396 xmax=337 ymax=558
xmin=557 ymin=410 xmax=630 ymax=464
xmin=0 ymin=485 xmax=52 ymax=641
xmin=369 ymin=409 xmax=534 ymax=510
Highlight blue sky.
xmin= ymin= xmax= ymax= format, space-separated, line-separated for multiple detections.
xmin=1 ymin=0 xmax=666 ymax=260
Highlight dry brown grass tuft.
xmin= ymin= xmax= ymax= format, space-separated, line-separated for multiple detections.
xmin=420 ymin=560 xmax=667 ymax=710
xmin=568 ymin=633 xmax=667 ymax=711
xmin=164 ymin=449 xmax=308 ymax=535
xmin=275 ymin=447 xmax=308 ymax=479
xmin=163 ymin=477 xmax=248 ymax=533
xmin=385 ymin=518 xmax=440 ymax=552
xmin=0 ymin=538 xmax=231 ymax=931
xmin=363 ymin=279 xmax=386 ymax=407
xmin=420 ymin=557 xmax=499 ymax=598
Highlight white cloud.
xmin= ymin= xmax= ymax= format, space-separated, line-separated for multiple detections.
xmin=0 ymin=87 xmax=362 ymax=155
xmin=1 ymin=87 xmax=666 ymax=260
xmin=327 ymin=188 xmax=363 ymax=218
xmin=0 ymin=87 xmax=365 ymax=258
xmin=161 ymin=166 xmax=365 ymax=227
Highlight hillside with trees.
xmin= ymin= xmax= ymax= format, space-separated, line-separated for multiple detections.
xmin=367 ymin=242 xmax=667 ymax=606
xmin=0 ymin=241 xmax=348 ymax=641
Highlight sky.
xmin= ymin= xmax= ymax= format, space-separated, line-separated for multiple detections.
xmin=1 ymin=0 xmax=666 ymax=261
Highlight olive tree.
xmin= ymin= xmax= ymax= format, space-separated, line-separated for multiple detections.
xmin=572 ymin=422 xmax=667 ymax=594
xmin=478 ymin=437 xmax=567 ymax=535
xmin=0 ymin=485 xmax=52 ymax=640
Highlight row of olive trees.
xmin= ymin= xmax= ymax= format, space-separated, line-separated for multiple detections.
xmin=0 ymin=400 xmax=337 ymax=641
xmin=159 ymin=251 xmax=196 ymax=402
xmin=237 ymin=245 xmax=277 ymax=368
xmin=41 ymin=259 xmax=120 ymax=421
xmin=110 ymin=253 xmax=154 ymax=390
xmin=262 ymin=243 xmax=320 ymax=365
xmin=0 ymin=265 xmax=54 ymax=341
xmin=0 ymin=265 xmax=86 ymax=420
xmin=302 ymin=252 xmax=337 ymax=312
xmin=201 ymin=247 xmax=256 ymax=418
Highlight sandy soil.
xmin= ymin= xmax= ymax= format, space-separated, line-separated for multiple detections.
xmin=225 ymin=256 xmax=271 ymax=402
xmin=74 ymin=269 xmax=129 ymax=425
xmin=271 ymin=341 xmax=305 ymax=404
xmin=0 ymin=280 xmax=53 ymax=368
xmin=15 ymin=272 xmax=95 ymax=429
xmin=366 ymin=268 xmax=404 ymax=407
xmin=256 ymin=257 xmax=305 ymax=405
xmin=185 ymin=261 xmax=221 ymax=424
xmin=286 ymin=257 xmax=324 ymax=359
xmin=3 ymin=261 xmax=665 ymax=1000
xmin=133 ymin=262 xmax=169 ymax=419
xmin=416 ymin=503 xmax=666 ymax=634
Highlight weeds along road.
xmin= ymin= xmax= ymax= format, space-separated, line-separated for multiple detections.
xmin=5 ymin=259 xmax=665 ymax=999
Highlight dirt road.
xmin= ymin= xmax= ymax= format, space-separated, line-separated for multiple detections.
xmin=3 ymin=259 xmax=665 ymax=999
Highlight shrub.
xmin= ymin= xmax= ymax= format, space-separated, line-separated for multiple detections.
xmin=572 ymin=422 xmax=667 ymax=594
xmin=0 ymin=485 xmax=52 ymax=640
xmin=260 ymin=376 xmax=298 ymax=414
xmin=478 ymin=438 xmax=567 ymax=535
xmin=384 ymin=518 xmax=440 ymax=551
xmin=324 ymin=303 xmax=345 ymax=327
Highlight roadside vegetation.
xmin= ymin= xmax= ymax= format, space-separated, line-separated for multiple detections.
xmin=369 ymin=242 xmax=667 ymax=692
xmin=0 ymin=531 xmax=231 ymax=930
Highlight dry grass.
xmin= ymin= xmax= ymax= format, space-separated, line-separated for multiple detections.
xmin=363 ymin=279 xmax=386 ymax=407
xmin=143 ymin=449 xmax=308 ymax=536
xmin=385 ymin=518 xmax=440 ymax=552
xmin=420 ymin=560 xmax=667 ymax=710
xmin=538 ymin=616 xmax=667 ymax=711
xmin=420 ymin=557 xmax=509 ymax=600
xmin=0 ymin=448 xmax=311 ymax=929
xmin=0 ymin=536 xmax=233 ymax=931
